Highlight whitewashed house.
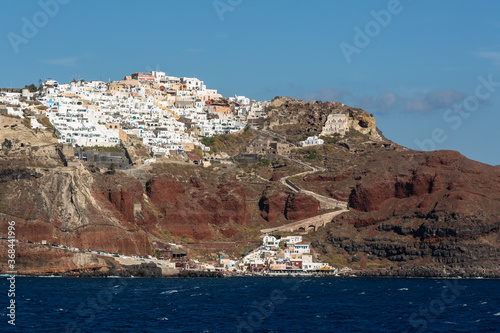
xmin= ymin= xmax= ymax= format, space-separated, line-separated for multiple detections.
xmin=321 ymin=114 xmax=348 ymax=136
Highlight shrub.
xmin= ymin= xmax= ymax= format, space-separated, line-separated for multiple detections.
xmin=260 ymin=158 xmax=270 ymax=166
xmin=306 ymin=150 xmax=317 ymax=159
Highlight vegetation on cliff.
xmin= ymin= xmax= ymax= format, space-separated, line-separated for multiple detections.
xmin=0 ymin=100 xmax=499 ymax=276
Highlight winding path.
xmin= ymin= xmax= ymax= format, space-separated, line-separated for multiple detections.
xmin=261 ymin=156 xmax=349 ymax=234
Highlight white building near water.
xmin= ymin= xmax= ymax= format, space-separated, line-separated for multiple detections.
xmin=280 ymin=236 xmax=302 ymax=245
xmin=263 ymin=235 xmax=280 ymax=248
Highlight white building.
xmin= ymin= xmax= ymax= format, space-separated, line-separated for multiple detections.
xmin=181 ymin=77 xmax=206 ymax=92
xmin=263 ymin=235 xmax=280 ymax=248
xmin=280 ymin=236 xmax=302 ymax=245
xmin=321 ymin=114 xmax=348 ymax=136
xmin=301 ymin=136 xmax=324 ymax=147
xmin=229 ymin=95 xmax=250 ymax=105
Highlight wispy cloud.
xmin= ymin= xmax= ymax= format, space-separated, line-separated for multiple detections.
xmin=297 ymin=87 xmax=467 ymax=114
xmin=353 ymin=91 xmax=398 ymax=112
xmin=41 ymin=56 xmax=79 ymax=67
xmin=298 ymin=88 xmax=398 ymax=113
xmin=475 ymin=50 xmax=500 ymax=67
xmin=404 ymin=89 xmax=465 ymax=113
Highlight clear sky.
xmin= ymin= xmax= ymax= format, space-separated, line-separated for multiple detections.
xmin=1 ymin=0 xmax=499 ymax=165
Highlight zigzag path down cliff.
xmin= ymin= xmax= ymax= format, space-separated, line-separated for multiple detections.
xmin=261 ymin=156 xmax=349 ymax=234
xmin=1 ymin=100 xmax=499 ymax=277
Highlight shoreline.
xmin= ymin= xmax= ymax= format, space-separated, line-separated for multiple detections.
xmin=4 ymin=268 xmax=499 ymax=279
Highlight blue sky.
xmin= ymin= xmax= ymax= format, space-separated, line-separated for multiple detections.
xmin=1 ymin=0 xmax=499 ymax=165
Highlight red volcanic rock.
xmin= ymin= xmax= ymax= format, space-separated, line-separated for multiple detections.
xmin=0 ymin=168 xmax=152 ymax=256
xmin=259 ymin=186 xmax=289 ymax=223
xmin=345 ymin=150 xmax=500 ymax=237
xmin=349 ymin=171 xmax=443 ymax=212
xmin=285 ymin=193 xmax=319 ymax=221
xmin=145 ymin=173 xmax=249 ymax=240
xmin=424 ymin=150 xmax=461 ymax=168
xmin=305 ymin=169 xmax=353 ymax=182
xmin=259 ymin=186 xmax=319 ymax=223
xmin=312 ymin=149 xmax=500 ymax=274
xmin=349 ymin=180 xmax=394 ymax=212
xmin=349 ymin=151 xmax=499 ymax=216
xmin=146 ymin=175 xmax=186 ymax=204
xmin=97 ymin=177 xmax=144 ymax=222
xmin=326 ymin=187 xmax=350 ymax=202
xmin=271 ymin=172 xmax=284 ymax=182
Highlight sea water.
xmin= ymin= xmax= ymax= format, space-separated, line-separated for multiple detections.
xmin=0 ymin=277 xmax=498 ymax=332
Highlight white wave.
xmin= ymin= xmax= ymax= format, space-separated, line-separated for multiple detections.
xmin=36 ymin=275 xmax=62 ymax=278
xmin=161 ymin=290 xmax=178 ymax=294
xmin=398 ymin=288 xmax=409 ymax=291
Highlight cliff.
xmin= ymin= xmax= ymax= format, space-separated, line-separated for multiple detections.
xmin=259 ymin=185 xmax=320 ymax=223
xmin=145 ymin=172 xmax=250 ymax=240
xmin=1 ymin=104 xmax=499 ymax=277
xmin=264 ymin=97 xmax=382 ymax=141
xmin=0 ymin=163 xmax=152 ymax=255
xmin=0 ymin=241 xmax=162 ymax=277
xmin=301 ymin=149 xmax=500 ymax=275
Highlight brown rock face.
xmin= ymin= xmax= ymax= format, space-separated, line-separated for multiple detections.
xmin=259 ymin=186 xmax=319 ymax=223
xmin=271 ymin=171 xmax=284 ymax=182
xmin=0 ymin=166 xmax=152 ymax=255
xmin=265 ymin=97 xmax=381 ymax=141
xmin=0 ymin=151 xmax=254 ymax=255
xmin=348 ymin=150 xmax=500 ymax=227
xmin=96 ymin=176 xmax=144 ymax=223
xmin=309 ymin=149 xmax=500 ymax=274
xmin=285 ymin=193 xmax=319 ymax=221
xmin=145 ymin=173 xmax=249 ymax=240
xmin=259 ymin=186 xmax=289 ymax=223
xmin=305 ymin=169 xmax=353 ymax=183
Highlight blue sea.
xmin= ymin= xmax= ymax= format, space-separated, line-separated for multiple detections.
xmin=0 ymin=277 xmax=499 ymax=332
